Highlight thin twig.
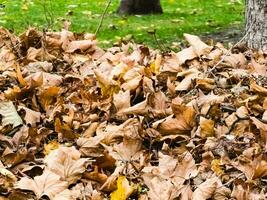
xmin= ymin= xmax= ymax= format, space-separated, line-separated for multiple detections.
xmin=41 ymin=0 xmax=55 ymax=30
xmin=208 ymin=24 xmax=252 ymax=74
xmin=95 ymin=0 xmax=112 ymax=36
xmin=153 ymin=32 xmax=166 ymax=52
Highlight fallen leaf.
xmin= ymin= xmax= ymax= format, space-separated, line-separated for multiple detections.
xmin=110 ymin=176 xmax=135 ymax=200
xmin=38 ymin=86 xmax=60 ymax=110
xmin=15 ymin=170 xmax=68 ymax=199
xmin=113 ymin=90 xmax=131 ymax=115
xmin=184 ymin=33 xmax=212 ymax=56
xmin=0 ymin=101 xmax=23 ymax=128
xmin=176 ymin=68 xmax=200 ymax=91
xmin=44 ymin=146 xmax=88 ymax=184
xmin=18 ymin=106 xmax=41 ymax=126
xmin=192 ymin=177 xmax=218 ymax=200
xmin=199 ymin=117 xmax=215 ymax=138
xmin=43 ymin=140 xmax=60 ymax=155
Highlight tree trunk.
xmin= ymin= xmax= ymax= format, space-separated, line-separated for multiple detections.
xmin=245 ymin=0 xmax=267 ymax=50
xmin=117 ymin=0 xmax=163 ymax=15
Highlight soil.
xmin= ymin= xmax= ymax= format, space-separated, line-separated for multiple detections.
xmin=202 ymin=25 xmax=244 ymax=46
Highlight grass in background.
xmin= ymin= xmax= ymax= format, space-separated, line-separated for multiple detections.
xmin=0 ymin=0 xmax=244 ymax=48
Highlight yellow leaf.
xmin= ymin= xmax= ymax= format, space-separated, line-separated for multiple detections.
xmin=94 ymin=70 xmax=120 ymax=97
xmin=0 ymin=167 xmax=17 ymax=182
xmin=39 ymin=86 xmax=60 ymax=110
xmin=118 ymin=20 xmax=127 ymax=25
xmin=199 ymin=117 xmax=215 ymax=138
xmin=150 ymin=54 xmax=162 ymax=74
xmin=15 ymin=64 xmax=27 ymax=86
xmin=110 ymin=176 xmax=134 ymax=200
xmin=211 ymin=159 xmax=224 ymax=176
xmin=44 ymin=140 xmax=60 ymax=155
xmin=22 ymin=4 xmax=29 ymax=11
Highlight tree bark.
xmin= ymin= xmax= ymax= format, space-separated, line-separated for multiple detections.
xmin=117 ymin=0 xmax=163 ymax=15
xmin=245 ymin=0 xmax=267 ymax=50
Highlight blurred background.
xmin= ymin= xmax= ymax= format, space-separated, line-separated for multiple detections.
xmin=0 ymin=0 xmax=244 ymax=48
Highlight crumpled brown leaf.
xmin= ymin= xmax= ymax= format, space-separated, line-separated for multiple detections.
xmin=153 ymin=100 xmax=196 ymax=135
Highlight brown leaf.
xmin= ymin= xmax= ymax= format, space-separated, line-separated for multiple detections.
xmin=184 ymin=33 xmax=213 ymax=56
xmin=192 ymin=177 xmax=218 ymax=200
xmin=176 ymin=46 xmax=198 ymax=65
xmin=44 ymin=146 xmax=88 ymax=184
xmin=77 ymin=136 xmax=104 ymax=157
xmin=64 ymin=40 xmax=96 ymax=53
xmin=25 ymin=72 xmax=62 ymax=87
xmin=250 ymin=79 xmax=267 ymax=96
xmin=196 ymin=78 xmax=215 ymax=91
xmin=142 ymin=176 xmax=182 ymax=200
xmin=234 ymin=155 xmax=267 ymax=180
xmin=18 ymin=106 xmax=41 ymax=126
xmin=15 ymin=169 xmax=68 ymax=199
xmin=153 ymin=103 xmax=195 ymax=135
xmin=199 ymin=117 xmax=215 ymax=138
xmin=38 ymin=86 xmax=60 ymax=110
xmin=223 ymin=53 xmax=247 ymax=68
xmin=113 ymin=90 xmax=131 ymax=115
xmin=176 ymin=68 xmax=200 ymax=91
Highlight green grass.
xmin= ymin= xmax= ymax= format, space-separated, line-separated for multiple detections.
xmin=0 ymin=0 xmax=244 ymax=48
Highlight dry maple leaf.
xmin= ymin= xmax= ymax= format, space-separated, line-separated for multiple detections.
xmin=142 ymin=176 xmax=182 ymax=200
xmin=104 ymin=138 xmax=142 ymax=162
xmin=153 ymin=103 xmax=195 ymax=135
xmin=223 ymin=53 xmax=247 ymax=68
xmin=97 ymin=118 xmax=141 ymax=144
xmin=199 ymin=117 xmax=215 ymax=138
xmin=15 ymin=169 xmax=68 ymax=199
xmin=25 ymin=72 xmax=62 ymax=87
xmin=53 ymin=189 xmax=75 ymax=200
xmin=18 ymin=106 xmax=41 ymax=126
xmin=183 ymin=33 xmax=213 ymax=56
xmin=113 ymin=90 xmax=131 ymax=115
xmin=121 ymin=75 xmax=143 ymax=91
xmin=27 ymin=47 xmax=56 ymax=62
xmin=249 ymin=58 xmax=267 ymax=76
xmin=38 ymin=86 xmax=61 ymax=110
xmin=234 ymin=155 xmax=267 ymax=180
xmin=64 ymin=40 xmax=96 ymax=53
xmin=110 ymin=176 xmax=135 ymax=200
xmin=77 ymin=135 xmax=105 ymax=157
xmin=149 ymin=91 xmax=171 ymax=117
xmin=118 ymin=96 xmax=149 ymax=116
xmin=0 ymin=47 xmax=17 ymax=71
xmin=175 ymin=68 xmax=200 ymax=91
xmin=231 ymin=184 xmax=250 ymax=200
xmin=94 ymin=69 xmax=120 ymax=97
xmin=142 ymin=151 xmax=197 ymax=186
xmin=192 ymin=176 xmax=218 ymax=200
xmin=44 ymin=146 xmax=88 ymax=184
xmin=176 ymin=46 xmax=197 ymax=65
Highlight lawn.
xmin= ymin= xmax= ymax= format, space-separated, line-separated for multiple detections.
xmin=0 ymin=0 xmax=244 ymax=48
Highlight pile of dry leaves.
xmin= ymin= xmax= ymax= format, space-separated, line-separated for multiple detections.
xmin=0 ymin=23 xmax=266 ymax=200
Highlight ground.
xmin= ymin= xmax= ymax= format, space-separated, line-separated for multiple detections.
xmin=0 ymin=0 xmax=244 ymax=48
